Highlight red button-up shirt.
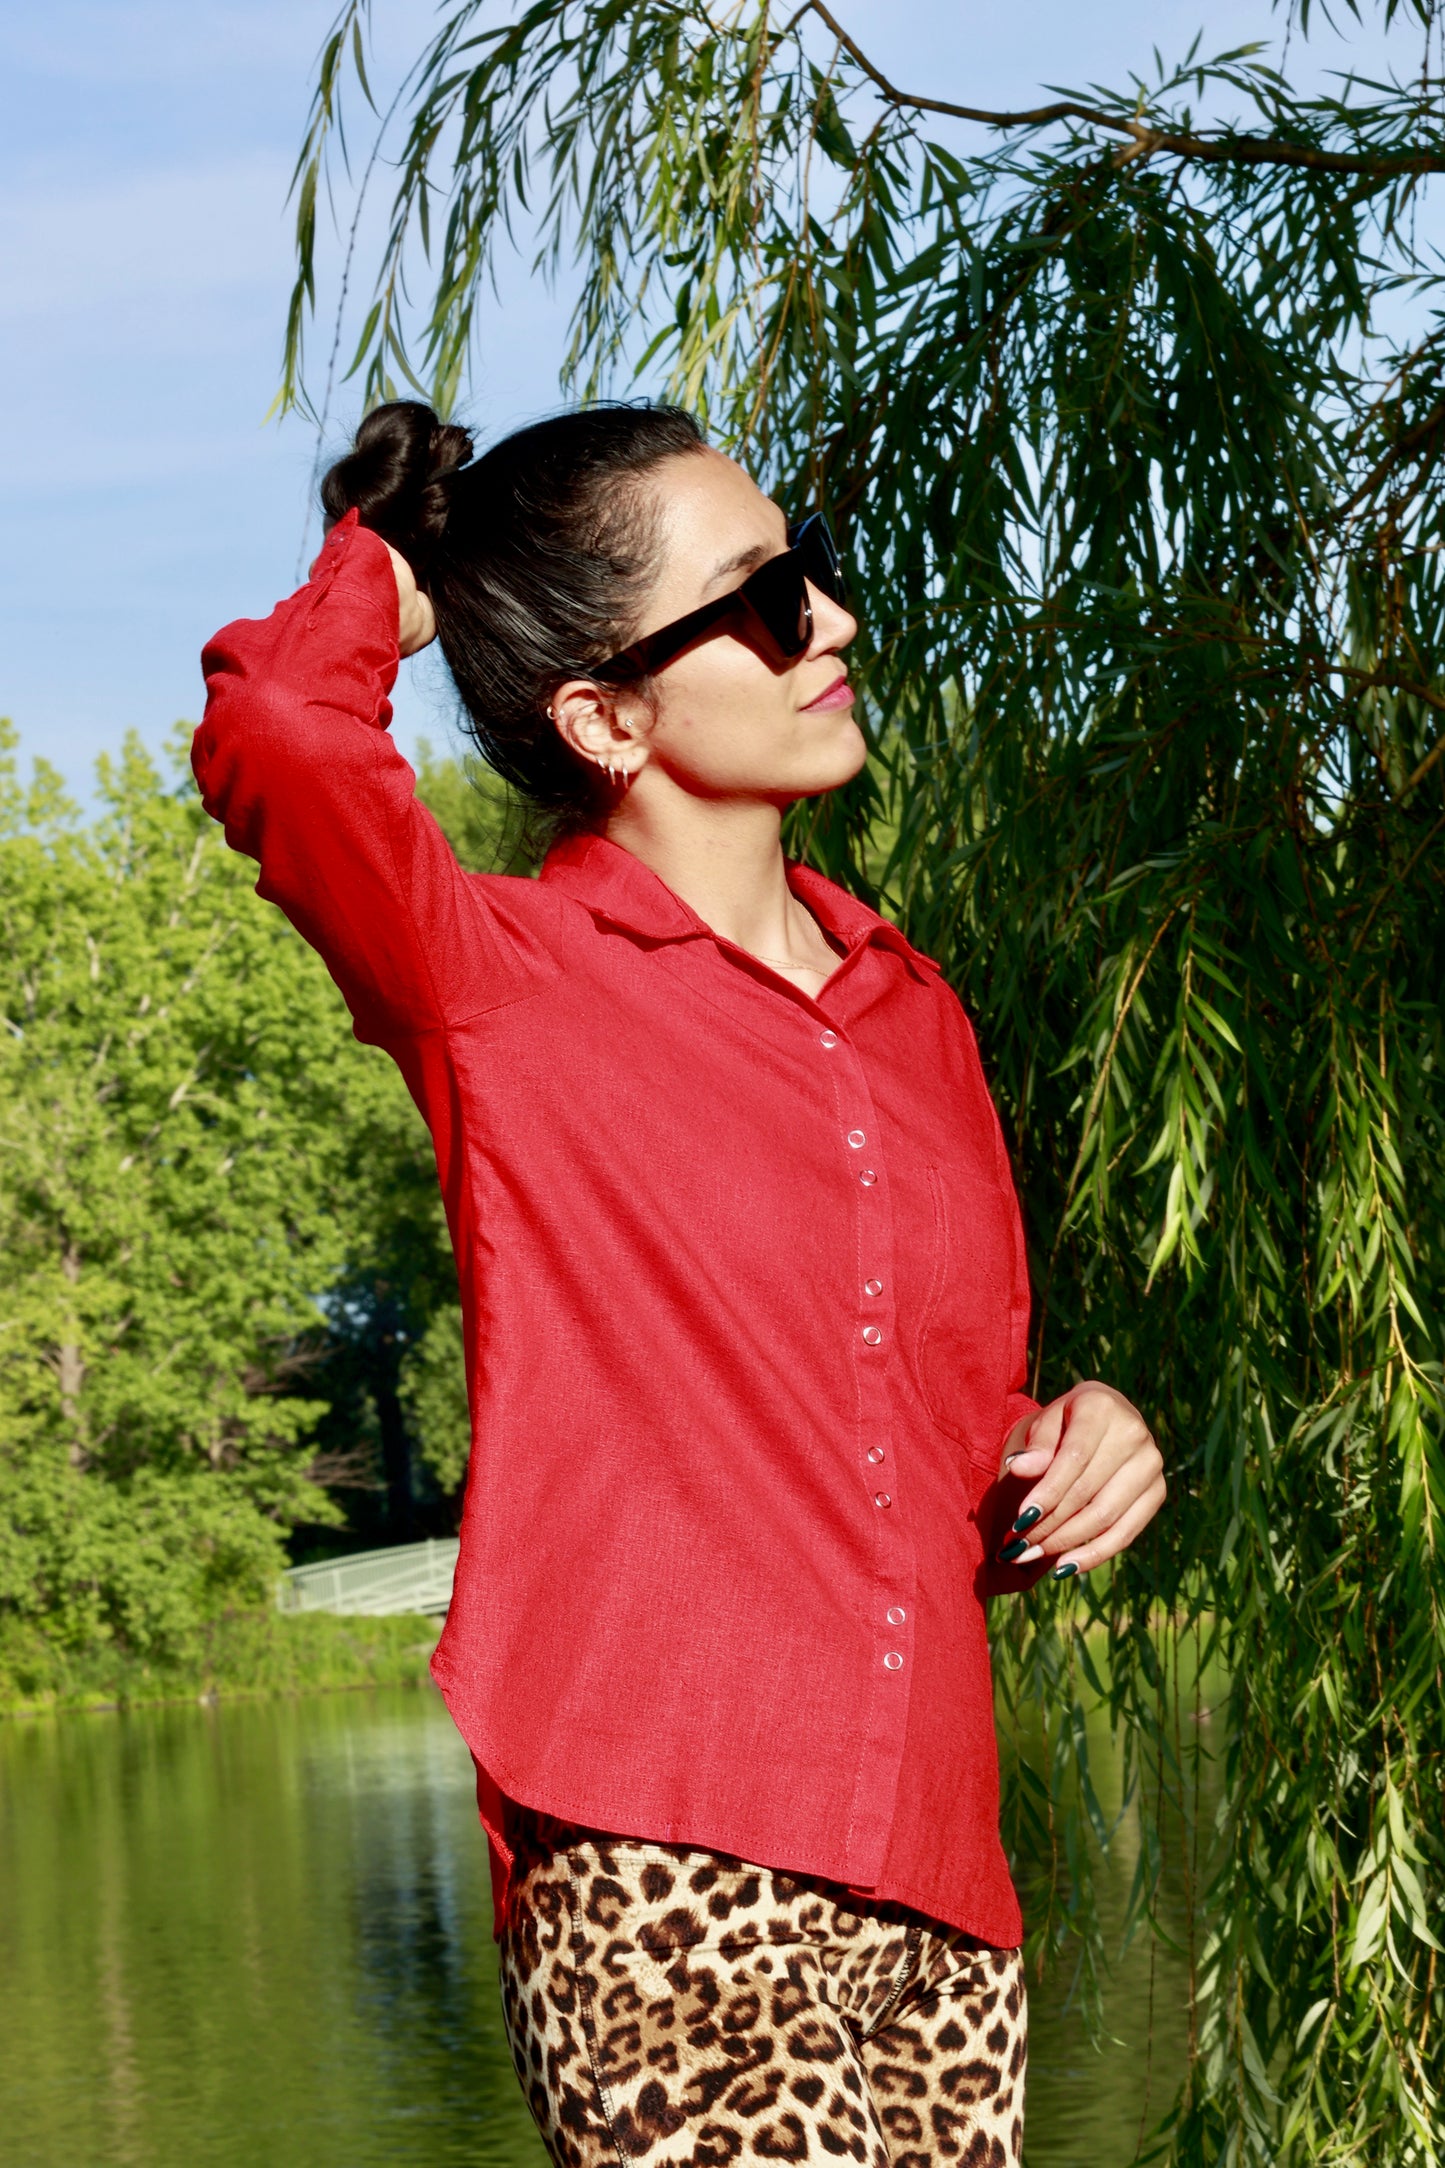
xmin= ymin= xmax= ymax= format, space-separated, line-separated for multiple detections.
xmin=196 ymin=511 xmax=1043 ymax=1947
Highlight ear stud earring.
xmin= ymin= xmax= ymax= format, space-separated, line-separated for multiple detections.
xmin=542 ymin=700 xmax=629 ymax=788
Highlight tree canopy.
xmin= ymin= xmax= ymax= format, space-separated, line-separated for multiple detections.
xmin=284 ymin=4 xmax=1445 ymax=2160
xmin=0 ymin=725 xmax=493 ymax=1671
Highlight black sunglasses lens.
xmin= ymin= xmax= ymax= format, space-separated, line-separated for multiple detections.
xmin=743 ymin=551 xmax=812 ymax=657
xmin=789 ymin=515 xmax=844 ymax=603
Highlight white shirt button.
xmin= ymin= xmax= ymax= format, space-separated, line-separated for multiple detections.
xmin=886 ymin=1606 xmax=906 ymax=1625
xmin=847 ymin=1130 xmax=866 ymax=1148
xmin=864 ymin=1278 xmax=883 ymax=1297
xmin=862 ymin=1325 xmax=882 ymax=1346
xmin=819 ymin=1030 xmax=838 ymax=1049
xmin=868 ymin=1447 xmax=885 ymax=1465
xmin=860 ymin=1169 xmax=877 ymax=1186
xmin=883 ymin=1652 xmax=904 ymax=1671
xmin=874 ymin=1491 xmax=891 ymax=1508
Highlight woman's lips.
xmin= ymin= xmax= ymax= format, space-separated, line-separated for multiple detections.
xmin=802 ymin=674 xmax=854 ymax=712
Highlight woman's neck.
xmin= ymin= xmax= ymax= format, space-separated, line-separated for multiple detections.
xmin=602 ymin=788 xmax=832 ymax=970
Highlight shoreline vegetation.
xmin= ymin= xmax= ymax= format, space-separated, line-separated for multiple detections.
xmin=0 ymin=1610 xmax=439 ymax=1720
xmin=1 ymin=1607 xmax=1201 ymax=1726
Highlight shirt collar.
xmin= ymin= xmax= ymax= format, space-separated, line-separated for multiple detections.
xmin=539 ymin=831 xmax=940 ymax=979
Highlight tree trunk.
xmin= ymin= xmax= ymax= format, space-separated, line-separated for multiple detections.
xmin=59 ymin=1240 xmax=87 ymax=1467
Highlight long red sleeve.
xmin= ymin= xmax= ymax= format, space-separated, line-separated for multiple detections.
xmin=194 ymin=510 xmax=529 ymax=1047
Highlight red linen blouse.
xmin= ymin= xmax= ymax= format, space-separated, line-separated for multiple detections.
xmin=196 ymin=511 xmax=1045 ymax=1947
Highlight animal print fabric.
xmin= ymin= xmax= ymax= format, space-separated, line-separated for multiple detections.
xmin=498 ymin=1815 xmax=1026 ymax=2168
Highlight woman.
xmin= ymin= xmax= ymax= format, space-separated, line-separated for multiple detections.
xmin=197 ymin=399 xmax=1165 ymax=2168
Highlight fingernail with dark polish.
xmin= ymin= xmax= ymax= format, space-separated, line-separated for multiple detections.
xmin=997 ymin=1536 xmax=1030 ymax=1564
xmin=1011 ymin=1505 xmax=1042 ymax=1534
xmin=1052 ymin=1561 xmax=1079 ymax=1580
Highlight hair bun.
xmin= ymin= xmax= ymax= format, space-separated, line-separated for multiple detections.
xmin=320 ymin=400 xmax=474 ymax=576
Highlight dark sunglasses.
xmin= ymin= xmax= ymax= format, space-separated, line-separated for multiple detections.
xmin=593 ymin=514 xmax=845 ymax=682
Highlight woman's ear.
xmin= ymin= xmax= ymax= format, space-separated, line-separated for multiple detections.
xmin=548 ymin=678 xmax=648 ymax=777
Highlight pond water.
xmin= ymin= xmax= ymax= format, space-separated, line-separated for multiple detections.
xmin=1 ymin=1685 xmax=1193 ymax=2167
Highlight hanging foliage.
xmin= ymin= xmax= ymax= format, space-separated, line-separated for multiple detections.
xmin=284 ymin=4 xmax=1445 ymax=2158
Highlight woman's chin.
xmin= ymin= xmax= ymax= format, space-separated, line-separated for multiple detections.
xmin=813 ymin=718 xmax=870 ymax=789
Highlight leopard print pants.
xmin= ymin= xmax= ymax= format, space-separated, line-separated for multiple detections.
xmin=498 ymin=1816 xmax=1027 ymax=2168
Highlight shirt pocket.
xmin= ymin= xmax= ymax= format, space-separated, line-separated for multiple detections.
xmin=915 ymin=1160 xmax=1016 ymax=1482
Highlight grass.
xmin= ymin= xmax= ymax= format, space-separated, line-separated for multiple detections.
xmin=0 ymin=1608 xmax=440 ymax=1718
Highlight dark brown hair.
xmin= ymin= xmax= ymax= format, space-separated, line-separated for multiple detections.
xmin=320 ymin=399 xmax=708 ymax=834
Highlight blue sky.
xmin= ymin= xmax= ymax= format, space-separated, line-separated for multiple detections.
xmin=0 ymin=0 xmax=1426 ymax=799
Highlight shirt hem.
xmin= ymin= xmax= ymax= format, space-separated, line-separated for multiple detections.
xmin=437 ymin=1658 xmax=1024 ymax=1953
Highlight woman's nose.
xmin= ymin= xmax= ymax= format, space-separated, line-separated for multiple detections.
xmin=807 ymin=584 xmax=857 ymax=655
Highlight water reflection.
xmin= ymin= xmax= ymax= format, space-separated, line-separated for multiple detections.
xmin=0 ymin=1687 xmax=1194 ymax=2166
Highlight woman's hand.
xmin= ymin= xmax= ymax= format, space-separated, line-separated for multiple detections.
xmin=996 ymin=1382 xmax=1165 ymax=1579
xmin=382 ymin=541 xmax=437 ymax=657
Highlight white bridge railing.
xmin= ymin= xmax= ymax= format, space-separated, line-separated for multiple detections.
xmin=277 ymin=1537 xmax=460 ymax=1619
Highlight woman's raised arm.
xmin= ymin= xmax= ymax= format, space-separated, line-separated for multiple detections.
xmin=194 ymin=510 xmax=530 ymax=1048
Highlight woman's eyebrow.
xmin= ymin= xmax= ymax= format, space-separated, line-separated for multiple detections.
xmin=707 ymin=541 xmax=772 ymax=585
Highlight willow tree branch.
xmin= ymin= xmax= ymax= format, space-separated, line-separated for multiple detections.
xmin=803 ymin=0 xmax=1445 ymax=176
xmin=1350 ymin=810 xmax=1445 ymax=953
xmin=1323 ymin=663 xmax=1445 ymax=799
xmin=1333 ymin=662 xmax=1445 ymax=718
xmin=1400 ymin=733 xmax=1445 ymax=797
xmin=1330 ymin=396 xmax=1445 ymax=522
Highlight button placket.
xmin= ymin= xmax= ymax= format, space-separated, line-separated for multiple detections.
xmin=842 ymin=1070 xmax=900 ymax=1513
xmin=821 ymin=1014 xmax=912 ymax=1798
xmin=848 ymin=1121 xmax=894 ymax=1502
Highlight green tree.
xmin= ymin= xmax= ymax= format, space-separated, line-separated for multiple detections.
xmin=399 ymin=1303 xmax=472 ymax=1495
xmin=0 ymin=725 xmax=343 ymax=1653
xmin=414 ymin=734 xmax=535 ymax=875
xmin=287 ymin=5 xmax=1445 ymax=2159
xmin=0 ymin=725 xmax=480 ymax=1655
